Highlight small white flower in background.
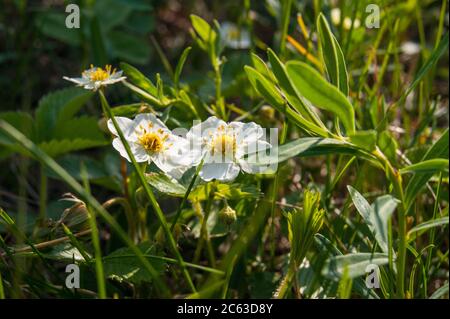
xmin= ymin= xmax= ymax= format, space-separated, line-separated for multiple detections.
xmin=220 ymin=22 xmax=251 ymax=49
xmin=401 ymin=42 xmax=421 ymax=56
xmin=188 ymin=116 xmax=271 ymax=182
xmin=330 ymin=8 xmax=361 ymax=30
xmin=63 ymin=65 xmax=126 ymax=91
xmin=107 ymin=113 xmax=192 ymax=179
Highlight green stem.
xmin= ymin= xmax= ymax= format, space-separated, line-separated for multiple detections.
xmin=99 ymin=90 xmax=197 ymax=293
xmin=0 ymin=271 xmax=5 ymax=299
xmin=274 ymin=263 xmax=296 ymax=299
xmin=39 ymin=163 xmax=47 ymax=223
xmin=374 ymin=148 xmax=406 ymax=298
xmin=171 ymin=159 xmax=204 ymax=232
xmin=214 ymin=64 xmax=226 ymax=120
xmin=81 ymin=165 xmax=106 ymax=299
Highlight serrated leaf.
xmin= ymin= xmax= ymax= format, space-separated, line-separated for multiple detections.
xmin=103 ymin=242 xmax=165 ymax=284
xmin=38 ymin=138 xmax=107 ymax=157
xmin=285 ymin=61 xmax=355 ymax=134
xmin=35 ymin=88 xmax=93 ymax=142
xmin=35 ymin=12 xmax=81 ymax=46
xmin=189 ymin=183 xmax=260 ymax=201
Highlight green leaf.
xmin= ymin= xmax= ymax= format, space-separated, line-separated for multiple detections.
xmin=145 ymin=172 xmax=187 ymax=197
xmin=244 ymin=66 xmax=285 ymax=107
xmin=430 ymin=282 xmax=449 ymax=299
xmin=35 ymin=88 xmax=93 ymax=142
xmin=0 ymin=111 xmax=34 ymax=145
xmin=400 ymin=159 xmax=449 ymax=175
xmin=322 ymin=253 xmax=389 ymax=279
xmin=349 ymin=130 xmax=377 ymax=152
xmin=103 ymin=242 xmax=165 ymax=284
xmin=90 ymin=17 xmax=108 ymax=66
xmin=347 ymin=186 xmax=398 ymax=253
xmin=190 ymin=15 xmax=217 ymax=44
xmin=402 ymin=32 xmax=449 ymax=101
xmin=109 ymin=31 xmax=152 ymax=65
xmin=189 ymin=183 xmax=260 ymax=202
xmin=407 ymin=217 xmax=449 ymax=240
xmin=245 ymin=66 xmax=330 ymax=137
xmin=53 ymin=116 xmax=107 ymax=142
xmin=285 ymin=61 xmax=355 ymax=134
xmin=378 ymin=131 xmax=398 ymax=164
xmin=38 ymin=138 xmax=107 ymax=158
xmin=110 ymin=103 xmax=144 ymax=117
xmin=267 ymin=49 xmax=325 ymax=127
xmin=317 ymin=13 xmax=349 ymax=95
xmin=35 ymin=12 xmax=81 ymax=46
xmin=251 ymin=53 xmax=276 ymax=83
xmin=174 ymin=46 xmax=192 ymax=87
xmin=120 ymin=62 xmax=157 ymax=96
xmin=405 ymin=129 xmax=449 ymax=208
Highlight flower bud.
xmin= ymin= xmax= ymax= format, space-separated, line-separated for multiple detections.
xmin=219 ymin=205 xmax=237 ymax=225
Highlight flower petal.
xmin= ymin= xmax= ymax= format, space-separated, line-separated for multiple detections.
xmin=199 ymin=162 xmax=240 ymax=182
xmin=112 ymin=138 xmax=149 ymax=162
xmin=107 ymin=117 xmax=137 ymax=141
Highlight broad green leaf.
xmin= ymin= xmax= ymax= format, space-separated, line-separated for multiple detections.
xmin=405 ymin=129 xmax=449 ymax=208
xmin=378 ymin=130 xmax=398 ymax=164
xmin=90 ymin=16 xmax=108 ymax=66
xmin=407 ymin=216 xmax=449 ymax=240
xmin=400 ymin=159 xmax=449 ymax=174
xmin=322 ymin=253 xmax=389 ymax=279
xmin=103 ymin=242 xmax=165 ymax=284
xmin=285 ymin=61 xmax=355 ymax=134
xmin=35 ymin=88 xmax=93 ymax=142
xmin=109 ymin=30 xmax=151 ymax=65
xmin=35 ymin=12 xmax=81 ymax=46
xmin=94 ymin=0 xmax=133 ymax=31
xmin=317 ymin=13 xmax=348 ymax=95
xmin=267 ymin=49 xmax=325 ymax=127
xmin=348 ymin=186 xmax=398 ymax=253
xmin=120 ymin=62 xmax=157 ymax=96
xmin=38 ymin=138 xmax=107 ymax=158
xmin=110 ymin=103 xmax=144 ymax=117
xmin=349 ymin=130 xmax=377 ymax=152
xmin=53 ymin=116 xmax=107 ymax=142
xmin=145 ymin=172 xmax=187 ymax=197
xmin=174 ymin=46 xmax=192 ymax=87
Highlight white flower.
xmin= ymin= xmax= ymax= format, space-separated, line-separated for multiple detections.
xmin=220 ymin=22 xmax=251 ymax=49
xmin=107 ymin=113 xmax=192 ymax=179
xmin=330 ymin=8 xmax=361 ymax=30
xmin=63 ymin=65 xmax=126 ymax=91
xmin=187 ymin=116 xmax=271 ymax=182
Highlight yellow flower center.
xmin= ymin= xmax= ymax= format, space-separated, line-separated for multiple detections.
xmin=89 ymin=65 xmax=114 ymax=82
xmin=138 ymin=132 xmax=163 ymax=153
xmin=211 ymin=134 xmax=236 ymax=157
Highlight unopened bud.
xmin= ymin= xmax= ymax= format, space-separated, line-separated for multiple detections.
xmin=219 ymin=206 xmax=237 ymax=225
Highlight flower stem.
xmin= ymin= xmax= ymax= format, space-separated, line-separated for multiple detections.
xmin=99 ymin=90 xmax=197 ymax=293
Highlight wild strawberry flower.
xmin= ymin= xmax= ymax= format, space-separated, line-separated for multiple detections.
xmin=220 ymin=22 xmax=251 ymax=49
xmin=63 ymin=65 xmax=126 ymax=91
xmin=107 ymin=113 xmax=192 ymax=179
xmin=187 ymin=116 xmax=271 ymax=182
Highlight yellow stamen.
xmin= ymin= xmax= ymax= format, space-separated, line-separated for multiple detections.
xmin=138 ymin=132 xmax=163 ymax=153
xmin=211 ymin=134 xmax=236 ymax=157
xmin=89 ymin=65 xmax=115 ymax=82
